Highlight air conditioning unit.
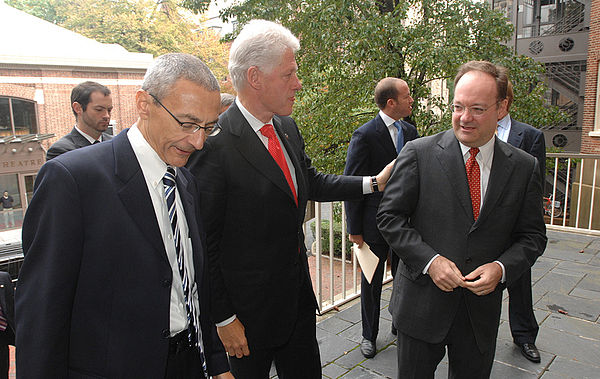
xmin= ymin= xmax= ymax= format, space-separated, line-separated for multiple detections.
xmin=542 ymin=129 xmax=581 ymax=152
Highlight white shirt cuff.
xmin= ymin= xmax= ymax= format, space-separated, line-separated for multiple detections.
xmin=216 ymin=315 xmax=237 ymax=327
xmin=362 ymin=177 xmax=372 ymax=194
xmin=423 ymin=254 xmax=440 ymax=274
xmin=494 ymin=260 xmax=506 ymax=283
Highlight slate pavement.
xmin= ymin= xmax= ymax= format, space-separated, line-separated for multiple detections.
xmin=300 ymin=229 xmax=600 ymax=379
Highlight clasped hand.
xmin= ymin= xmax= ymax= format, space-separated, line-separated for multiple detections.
xmin=427 ymin=256 xmax=502 ymax=296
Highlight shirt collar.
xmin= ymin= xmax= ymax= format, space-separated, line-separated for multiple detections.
xmin=75 ymin=125 xmax=100 ymax=144
xmin=497 ymin=113 xmax=511 ymax=131
xmin=236 ymin=98 xmax=274 ymax=133
xmin=379 ymin=110 xmax=397 ymax=127
xmin=459 ymin=135 xmax=495 ymax=166
xmin=127 ymin=124 xmax=170 ymax=189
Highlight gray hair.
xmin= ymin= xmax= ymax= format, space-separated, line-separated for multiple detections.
xmin=228 ymin=20 xmax=300 ymax=91
xmin=142 ymin=53 xmax=220 ymax=100
xmin=220 ymin=93 xmax=236 ymax=108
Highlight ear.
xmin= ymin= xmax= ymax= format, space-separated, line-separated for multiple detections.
xmin=136 ymin=90 xmax=151 ymax=120
xmin=247 ymin=66 xmax=262 ymax=90
xmin=497 ymin=98 xmax=509 ymax=120
xmin=72 ymin=102 xmax=83 ymax=116
xmin=385 ymin=98 xmax=395 ymax=109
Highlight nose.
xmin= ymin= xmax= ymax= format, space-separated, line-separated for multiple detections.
xmin=409 ymin=96 xmax=414 ymax=104
xmin=460 ymin=108 xmax=475 ymax=122
xmin=188 ymin=129 xmax=206 ymax=150
xmin=293 ymin=74 xmax=302 ymax=91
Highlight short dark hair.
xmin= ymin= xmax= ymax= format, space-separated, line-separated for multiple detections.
xmin=71 ymin=81 xmax=111 ymax=118
xmin=374 ymin=77 xmax=401 ymax=110
xmin=454 ymin=61 xmax=508 ymax=102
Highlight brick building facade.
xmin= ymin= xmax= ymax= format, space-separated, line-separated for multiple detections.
xmin=581 ymin=0 xmax=600 ymax=153
xmin=0 ymin=2 xmax=152 ymax=230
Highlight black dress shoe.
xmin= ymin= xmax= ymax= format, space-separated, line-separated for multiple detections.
xmin=517 ymin=342 xmax=541 ymax=363
xmin=360 ymin=338 xmax=376 ymax=358
xmin=391 ymin=325 xmax=397 ymax=335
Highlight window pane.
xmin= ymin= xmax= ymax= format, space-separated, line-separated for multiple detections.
xmin=0 ymin=98 xmax=11 ymax=137
xmin=12 ymin=99 xmax=38 ymax=135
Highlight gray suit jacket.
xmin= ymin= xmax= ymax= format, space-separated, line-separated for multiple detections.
xmin=377 ymin=129 xmax=547 ymax=352
xmin=46 ymin=127 xmax=113 ymax=160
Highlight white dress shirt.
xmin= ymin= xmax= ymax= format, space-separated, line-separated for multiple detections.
xmin=75 ymin=125 xmax=105 ymax=144
xmin=128 ymin=125 xmax=198 ymax=336
xmin=497 ymin=114 xmax=511 ymax=143
xmin=379 ymin=110 xmax=401 ymax=151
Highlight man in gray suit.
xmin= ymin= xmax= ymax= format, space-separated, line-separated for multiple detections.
xmin=377 ymin=61 xmax=547 ymax=378
xmin=46 ymin=81 xmax=113 ymax=160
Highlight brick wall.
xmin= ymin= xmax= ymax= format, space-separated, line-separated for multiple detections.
xmin=0 ymin=68 xmax=144 ymax=150
xmin=581 ymin=0 xmax=600 ymax=153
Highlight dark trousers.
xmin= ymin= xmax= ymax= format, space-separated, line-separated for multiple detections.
xmin=396 ymin=297 xmax=497 ymax=379
xmin=361 ymin=243 xmax=398 ymax=342
xmin=229 ymin=285 xmax=321 ymax=379
xmin=508 ymin=268 xmax=538 ymax=344
xmin=164 ymin=331 xmax=206 ymax=379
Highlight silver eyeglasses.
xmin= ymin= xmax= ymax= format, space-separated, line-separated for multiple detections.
xmin=450 ymin=101 xmax=500 ymax=117
xmin=149 ymin=93 xmax=221 ymax=136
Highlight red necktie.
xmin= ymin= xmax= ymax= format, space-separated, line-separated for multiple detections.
xmin=466 ymin=147 xmax=481 ymax=220
xmin=260 ymin=124 xmax=298 ymax=205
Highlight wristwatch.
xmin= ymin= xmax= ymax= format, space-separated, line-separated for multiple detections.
xmin=371 ymin=176 xmax=379 ymax=193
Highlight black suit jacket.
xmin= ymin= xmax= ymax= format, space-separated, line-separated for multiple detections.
xmin=344 ymin=115 xmax=418 ymax=245
xmin=377 ymin=130 xmax=547 ymax=352
xmin=17 ymin=130 xmax=228 ymax=378
xmin=0 ymin=272 xmax=14 ymax=346
xmin=187 ymin=102 xmax=363 ymax=349
xmin=46 ymin=127 xmax=113 ymax=160
xmin=506 ymin=117 xmax=546 ymax=181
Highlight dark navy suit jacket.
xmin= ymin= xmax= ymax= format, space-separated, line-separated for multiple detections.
xmin=507 ymin=117 xmax=546 ymax=181
xmin=344 ymin=114 xmax=418 ymax=245
xmin=16 ymin=129 xmax=228 ymax=378
xmin=46 ymin=127 xmax=113 ymax=161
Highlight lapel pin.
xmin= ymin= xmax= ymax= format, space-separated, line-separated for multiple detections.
xmin=284 ymin=133 xmax=289 ymax=139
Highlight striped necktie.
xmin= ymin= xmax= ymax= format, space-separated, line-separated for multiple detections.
xmin=0 ymin=305 xmax=7 ymax=331
xmin=163 ymin=166 xmax=207 ymax=376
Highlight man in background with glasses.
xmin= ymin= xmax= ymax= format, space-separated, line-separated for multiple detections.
xmin=16 ymin=53 xmax=231 ymax=379
xmin=377 ymin=60 xmax=547 ymax=378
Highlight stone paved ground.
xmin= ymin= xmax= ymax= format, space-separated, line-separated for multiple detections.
xmin=308 ymin=230 xmax=600 ymax=379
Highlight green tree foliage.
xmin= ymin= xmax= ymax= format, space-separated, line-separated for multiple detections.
xmin=221 ymin=0 xmax=566 ymax=173
xmin=7 ymin=0 xmax=229 ymax=84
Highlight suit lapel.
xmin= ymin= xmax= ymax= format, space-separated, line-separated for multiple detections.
xmin=225 ymin=104 xmax=297 ymax=206
xmin=177 ymin=171 xmax=204 ymax=277
xmin=113 ymin=130 xmax=169 ymax=265
xmin=506 ymin=118 xmax=524 ymax=148
xmin=374 ymin=115 xmax=398 ymax=158
xmin=435 ymin=130 xmax=473 ymax=220
xmin=70 ymin=128 xmax=92 ymax=149
xmin=474 ymin=139 xmax=515 ymax=230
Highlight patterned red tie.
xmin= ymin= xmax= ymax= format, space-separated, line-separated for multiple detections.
xmin=260 ymin=124 xmax=298 ymax=205
xmin=466 ymin=147 xmax=481 ymax=220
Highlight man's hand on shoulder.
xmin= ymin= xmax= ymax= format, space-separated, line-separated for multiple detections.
xmin=427 ymin=256 xmax=465 ymax=292
xmin=375 ymin=159 xmax=396 ymax=191
xmin=349 ymin=234 xmax=364 ymax=248
xmin=463 ymin=262 xmax=502 ymax=296
xmin=217 ymin=318 xmax=250 ymax=358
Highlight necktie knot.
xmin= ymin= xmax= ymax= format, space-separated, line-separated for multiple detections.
xmin=260 ymin=124 xmax=276 ymax=140
xmin=163 ymin=166 xmax=177 ymax=187
xmin=469 ymin=147 xmax=479 ymax=159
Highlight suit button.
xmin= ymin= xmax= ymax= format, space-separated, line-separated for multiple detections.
xmin=163 ymin=279 xmax=171 ymax=287
xmin=466 ymin=257 xmax=472 ymax=263
xmin=162 ymin=329 xmax=170 ymax=338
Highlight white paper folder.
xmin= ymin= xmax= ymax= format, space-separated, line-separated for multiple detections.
xmin=353 ymin=242 xmax=380 ymax=284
